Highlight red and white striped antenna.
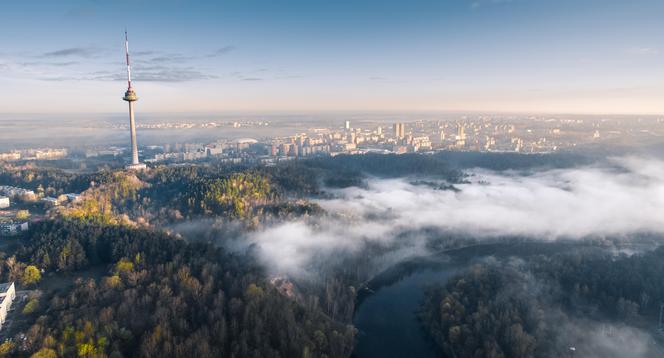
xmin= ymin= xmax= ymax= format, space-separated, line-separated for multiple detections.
xmin=125 ymin=29 xmax=133 ymax=90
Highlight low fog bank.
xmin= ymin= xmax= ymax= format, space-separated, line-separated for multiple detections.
xmin=494 ymin=257 xmax=661 ymax=358
xmin=558 ymin=320 xmax=658 ymax=358
xmin=249 ymin=156 xmax=664 ymax=278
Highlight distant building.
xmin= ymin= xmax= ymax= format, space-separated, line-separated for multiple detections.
xmin=392 ymin=145 xmax=408 ymax=154
xmin=206 ymin=145 xmax=224 ymax=156
xmin=411 ymin=136 xmax=432 ymax=151
xmin=347 ymin=133 xmax=357 ymax=145
xmin=85 ymin=148 xmax=124 ymax=158
xmin=0 ymin=282 xmax=16 ymax=331
xmin=279 ymin=143 xmax=291 ymax=156
xmin=457 ymin=124 xmax=466 ymax=140
xmin=0 ymin=197 xmax=9 ymax=209
xmin=513 ymin=137 xmax=524 ymax=152
xmin=0 ymin=186 xmax=36 ymax=201
xmin=41 ymin=197 xmax=60 ymax=207
xmin=393 ymin=123 xmax=405 ymax=139
xmin=65 ymin=193 xmax=81 ymax=203
xmin=181 ymin=151 xmax=207 ymax=161
xmin=0 ymin=152 xmax=21 ymax=161
xmin=34 ymin=148 xmax=67 ymax=160
xmin=0 ymin=222 xmax=29 ymax=236
xmin=236 ymin=138 xmax=258 ymax=151
xmin=455 ymin=124 xmax=466 ymax=147
xmin=344 ymin=120 xmax=351 ymax=130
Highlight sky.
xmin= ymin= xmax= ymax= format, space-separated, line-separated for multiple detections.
xmin=0 ymin=0 xmax=663 ymax=114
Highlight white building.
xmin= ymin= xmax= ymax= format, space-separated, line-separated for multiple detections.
xmin=0 ymin=222 xmax=29 ymax=236
xmin=65 ymin=193 xmax=81 ymax=203
xmin=0 ymin=152 xmax=21 ymax=161
xmin=0 ymin=282 xmax=15 ymax=331
xmin=411 ymin=136 xmax=432 ymax=151
xmin=0 ymin=186 xmax=36 ymax=201
xmin=0 ymin=197 xmax=9 ymax=209
xmin=41 ymin=197 xmax=60 ymax=207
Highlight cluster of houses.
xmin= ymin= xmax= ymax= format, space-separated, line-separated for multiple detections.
xmin=0 ymin=186 xmax=33 ymax=237
xmin=0 ymin=222 xmax=29 ymax=237
xmin=40 ymin=193 xmax=80 ymax=207
xmin=0 ymin=184 xmax=81 ymax=236
xmin=0 ymin=186 xmax=35 ymax=202
xmin=0 ymin=185 xmax=81 ymax=207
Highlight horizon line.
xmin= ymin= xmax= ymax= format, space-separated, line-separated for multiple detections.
xmin=0 ymin=109 xmax=662 ymax=117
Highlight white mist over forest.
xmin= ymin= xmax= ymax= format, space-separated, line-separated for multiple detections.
xmin=250 ymin=156 xmax=664 ymax=277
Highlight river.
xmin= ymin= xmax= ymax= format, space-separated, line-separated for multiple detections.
xmin=351 ymin=242 xmax=583 ymax=358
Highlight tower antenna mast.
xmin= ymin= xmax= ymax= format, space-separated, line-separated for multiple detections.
xmin=125 ymin=29 xmax=133 ymax=90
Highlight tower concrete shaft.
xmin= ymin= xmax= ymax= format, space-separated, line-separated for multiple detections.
xmin=125 ymin=95 xmax=139 ymax=165
xmin=123 ymin=88 xmax=143 ymax=169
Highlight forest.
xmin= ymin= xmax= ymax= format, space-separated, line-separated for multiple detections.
xmin=1 ymin=219 xmax=355 ymax=357
xmin=419 ymin=247 xmax=664 ymax=358
xmin=1 ymin=151 xmax=588 ymax=200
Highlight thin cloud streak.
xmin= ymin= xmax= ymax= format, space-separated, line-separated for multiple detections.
xmin=40 ymin=66 xmax=217 ymax=82
xmin=41 ymin=47 xmax=102 ymax=58
xmin=207 ymin=46 xmax=236 ymax=57
xmin=626 ymin=47 xmax=660 ymax=56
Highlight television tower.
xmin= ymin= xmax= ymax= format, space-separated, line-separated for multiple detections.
xmin=122 ymin=30 xmax=146 ymax=170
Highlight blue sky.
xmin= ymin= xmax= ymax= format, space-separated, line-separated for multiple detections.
xmin=0 ymin=0 xmax=663 ymax=114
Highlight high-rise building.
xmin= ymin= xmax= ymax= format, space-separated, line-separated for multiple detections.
xmin=122 ymin=31 xmax=146 ymax=171
xmin=393 ymin=123 xmax=405 ymax=139
xmin=513 ymin=137 xmax=523 ymax=152
xmin=457 ymin=124 xmax=466 ymax=140
xmin=344 ymin=120 xmax=351 ymax=130
xmin=280 ymin=143 xmax=290 ymax=156
xmin=348 ymin=132 xmax=357 ymax=144
xmin=455 ymin=124 xmax=466 ymax=147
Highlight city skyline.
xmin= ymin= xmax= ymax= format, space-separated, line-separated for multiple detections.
xmin=0 ymin=0 xmax=663 ymax=115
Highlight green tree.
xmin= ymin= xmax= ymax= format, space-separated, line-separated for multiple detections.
xmin=0 ymin=341 xmax=14 ymax=357
xmin=21 ymin=265 xmax=41 ymax=287
xmin=15 ymin=210 xmax=30 ymax=220
xmin=57 ymin=239 xmax=87 ymax=271
xmin=114 ymin=259 xmax=134 ymax=274
xmin=22 ymin=298 xmax=40 ymax=314
xmin=30 ymin=348 xmax=57 ymax=358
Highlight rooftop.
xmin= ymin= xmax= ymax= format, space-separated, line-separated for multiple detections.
xmin=0 ymin=282 xmax=14 ymax=295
